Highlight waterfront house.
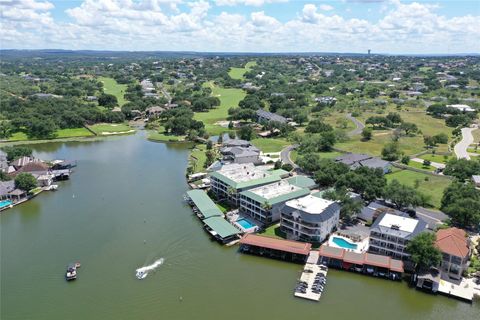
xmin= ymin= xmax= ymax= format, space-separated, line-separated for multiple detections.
xmin=209 ymin=163 xmax=283 ymax=205
xmin=318 ymin=245 xmax=404 ymax=280
xmin=220 ymin=146 xmax=260 ymax=164
xmin=0 ymin=180 xmax=15 ymax=200
xmin=222 ymin=139 xmax=252 ymax=148
xmin=239 ymin=180 xmax=310 ymax=225
xmin=256 ymin=109 xmax=288 ymax=125
xmin=435 ymin=228 xmax=471 ymax=280
xmin=368 ymin=212 xmax=428 ymax=260
xmin=335 ymin=153 xmax=391 ymax=174
xmin=11 ymin=156 xmax=34 ymax=170
xmin=145 ymin=106 xmax=165 ymax=119
xmin=281 ymin=195 xmax=340 ymax=243
xmin=14 ymin=161 xmax=49 ymax=176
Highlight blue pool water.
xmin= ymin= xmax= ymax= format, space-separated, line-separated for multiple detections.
xmin=332 ymin=237 xmax=358 ymax=250
xmin=0 ymin=200 xmax=13 ymax=208
xmin=237 ymin=218 xmax=256 ymax=229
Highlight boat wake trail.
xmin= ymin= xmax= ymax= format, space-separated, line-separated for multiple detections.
xmin=135 ymin=258 xmax=164 ymax=280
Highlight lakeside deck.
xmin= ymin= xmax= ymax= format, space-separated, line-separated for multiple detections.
xmin=294 ymin=251 xmax=328 ymax=302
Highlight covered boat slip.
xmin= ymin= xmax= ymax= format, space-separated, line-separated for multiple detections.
xmin=185 ymin=190 xmax=241 ymax=244
xmin=186 ymin=189 xmax=223 ymax=219
xmin=239 ymin=234 xmax=312 ymax=263
xmin=318 ymin=245 xmax=404 ymax=280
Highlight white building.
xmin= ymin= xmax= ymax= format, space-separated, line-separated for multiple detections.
xmin=209 ymin=163 xmax=284 ymax=205
xmin=239 ymin=180 xmax=310 ymax=225
xmin=369 ymin=213 xmax=427 ymax=260
xmin=446 ymin=104 xmax=476 ymax=112
xmin=281 ymin=195 xmax=340 ymax=243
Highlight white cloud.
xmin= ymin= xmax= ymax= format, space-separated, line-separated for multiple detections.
xmin=319 ymin=4 xmax=334 ymax=11
xmin=214 ymin=0 xmax=288 ymax=7
xmin=0 ymin=0 xmax=478 ymax=54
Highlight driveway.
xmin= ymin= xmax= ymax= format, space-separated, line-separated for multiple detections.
xmin=280 ymin=144 xmax=298 ymax=168
xmin=346 ymin=113 xmax=365 ymax=136
xmin=416 ymin=207 xmax=448 ymax=229
xmin=454 ymin=127 xmax=476 ymax=160
xmin=411 ymin=157 xmax=445 ymax=169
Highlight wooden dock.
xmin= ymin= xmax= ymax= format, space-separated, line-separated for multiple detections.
xmin=294 ymin=259 xmax=328 ymax=302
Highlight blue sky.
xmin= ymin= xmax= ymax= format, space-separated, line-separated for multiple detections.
xmin=1 ymin=0 xmax=479 ymax=53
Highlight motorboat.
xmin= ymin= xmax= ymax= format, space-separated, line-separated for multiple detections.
xmin=66 ymin=263 xmax=77 ymax=281
xmin=136 ymin=270 xmax=147 ymax=280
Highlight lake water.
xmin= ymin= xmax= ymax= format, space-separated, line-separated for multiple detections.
xmin=1 ymin=133 xmax=478 ymax=319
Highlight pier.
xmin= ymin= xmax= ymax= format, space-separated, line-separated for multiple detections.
xmin=294 ymin=251 xmax=328 ymax=302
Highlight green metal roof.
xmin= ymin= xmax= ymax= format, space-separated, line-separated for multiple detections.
xmin=311 ymin=188 xmax=335 ymax=199
xmin=286 ymin=176 xmax=317 ymax=189
xmin=209 ymin=171 xmax=281 ymax=190
xmin=203 ymin=216 xmax=241 ymax=238
xmin=186 ymin=190 xmax=223 ymax=219
xmin=240 ymin=187 xmax=310 ymax=206
xmin=269 ymin=169 xmax=289 ymax=177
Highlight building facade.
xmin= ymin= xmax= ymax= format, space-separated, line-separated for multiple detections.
xmin=435 ymin=227 xmax=471 ymax=280
xmin=281 ymin=195 xmax=340 ymax=243
xmin=239 ymin=180 xmax=309 ymax=224
xmin=369 ymin=213 xmax=428 ymax=260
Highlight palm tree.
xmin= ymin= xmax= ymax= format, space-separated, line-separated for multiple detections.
xmin=261 ymin=201 xmax=272 ymax=211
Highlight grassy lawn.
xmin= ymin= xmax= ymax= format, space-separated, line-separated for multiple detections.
xmin=406 ymin=160 xmax=435 ymax=172
xmin=7 ymin=128 xmax=93 ymax=141
xmin=56 ymin=128 xmax=94 ymax=138
xmin=189 ymin=144 xmax=207 ymax=173
xmin=258 ymin=223 xmax=286 ymax=240
xmin=98 ymin=76 xmax=128 ymax=106
xmin=7 ymin=132 xmax=28 ymax=141
xmin=468 ymin=147 xmax=480 ymax=154
xmin=336 ymin=132 xmax=424 ymax=156
xmin=419 ymin=153 xmax=452 ymax=164
xmin=472 ymin=128 xmax=480 ymax=143
xmin=147 ymin=129 xmax=185 ymax=142
xmin=87 ymin=123 xmax=134 ymax=135
xmin=323 ymin=112 xmax=356 ymax=132
xmin=194 ymin=82 xmax=246 ymax=135
xmin=386 ymin=169 xmax=451 ymax=209
xmin=228 ymin=61 xmax=256 ymax=80
xmin=251 ymin=137 xmax=290 ymax=153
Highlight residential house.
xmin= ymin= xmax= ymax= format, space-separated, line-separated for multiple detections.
xmin=369 ymin=212 xmax=428 ymax=260
xmin=239 ymin=180 xmax=310 ymax=224
xmin=256 ymin=109 xmax=287 ymax=124
xmin=145 ymin=106 xmax=165 ymax=119
xmin=281 ymin=195 xmax=340 ymax=242
xmin=335 ymin=153 xmax=391 ymax=174
xmin=435 ymin=227 xmax=471 ymax=280
xmin=220 ymin=139 xmax=261 ymax=164
xmin=446 ymin=104 xmax=476 ymax=112
xmin=0 ymin=180 xmax=15 ymax=200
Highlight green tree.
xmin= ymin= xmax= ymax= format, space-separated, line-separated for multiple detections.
xmin=401 ymin=155 xmax=410 ymax=165
xmin=14 ymin=173 xmax=37 ymax=191
xmin=444 ymin=158 xmax=480 ymax=180
xmin=361 ymin=127 xmax=373 ymax=141
xmin=381 ymin=142 xmax=401 ymax=161
xmin=238 ymin=125 xmax=254 ymax=140
xmin=0 ymin=122 xmax=13 ymax=139
xmin=406 ymin=232 xmax=442 ymax=270
xmin=399 ymin=122 xmax=419 ymax=136
xmin=98 ymin=93 xmax=118 ymax=108
xmin=2 ymin=146 xmax=33 ymax=161
xmin=384 ymin=179 xmax=425 ymax=209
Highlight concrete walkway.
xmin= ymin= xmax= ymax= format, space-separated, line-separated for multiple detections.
xmin=454 ymin=127 xmax=476 ymax=160
xmin=411 ymin=158 xmax=445 ymax=169
xmin=346 ymin=113 xmax=365 ymax=137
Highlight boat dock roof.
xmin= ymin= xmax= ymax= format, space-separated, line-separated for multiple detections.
xmin=239 ymin=234 xmax=312 ymax=256
xmin=186 ymin=190 xmax=223 ymax=219
xmin=203 ymin=216 xmax=241 ymax=239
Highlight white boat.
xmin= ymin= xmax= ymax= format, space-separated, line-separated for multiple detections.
xmin=136 ymin=270 xmax=147 ymax=280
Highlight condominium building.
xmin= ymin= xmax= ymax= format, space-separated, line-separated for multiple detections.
xmin=281 ymin=195 xmax=340 ymax=243
xmin=369 ymin=212 xmax=427 ymax=260
xmin=209 ymin=163 xmax=283 ymax=205
xmin=239 ymin=180 xmax=309 ymax=224
xmin=435 ymin=227 xmax=471 ymax=280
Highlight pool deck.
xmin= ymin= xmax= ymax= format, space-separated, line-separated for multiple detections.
xmin=327 ymin=234 xmax=369 ymax=253
xmin=294 ymin=251 xmax=328 ymax=302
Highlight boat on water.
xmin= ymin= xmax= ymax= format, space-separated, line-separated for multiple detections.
xmin=136 ymin=270 xmax=147 ymax=280
xmin=65 ymin=263 xmax=77 ymax=281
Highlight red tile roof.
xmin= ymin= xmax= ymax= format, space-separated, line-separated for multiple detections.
xmin=435 ymin=227 xmax=469 ymax=258
xmin=239 ymin=234 xmax=312 ymax=256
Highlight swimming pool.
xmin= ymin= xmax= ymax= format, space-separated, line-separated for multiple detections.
xmin=237 ymin=218 xmax=256 ymax=230
xmin=332 ymin=237 xmax=358 ymax=250
xmin=0 ymin=200 xmax=13 ymax=209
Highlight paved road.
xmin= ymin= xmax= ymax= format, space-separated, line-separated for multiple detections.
xmin=346 ymin=113 xmax=365 ymax=137
xmin=454 ymin=126 xmax=476 ymax=160
xmin=280 ymin=144 xmax=298 ymax=168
